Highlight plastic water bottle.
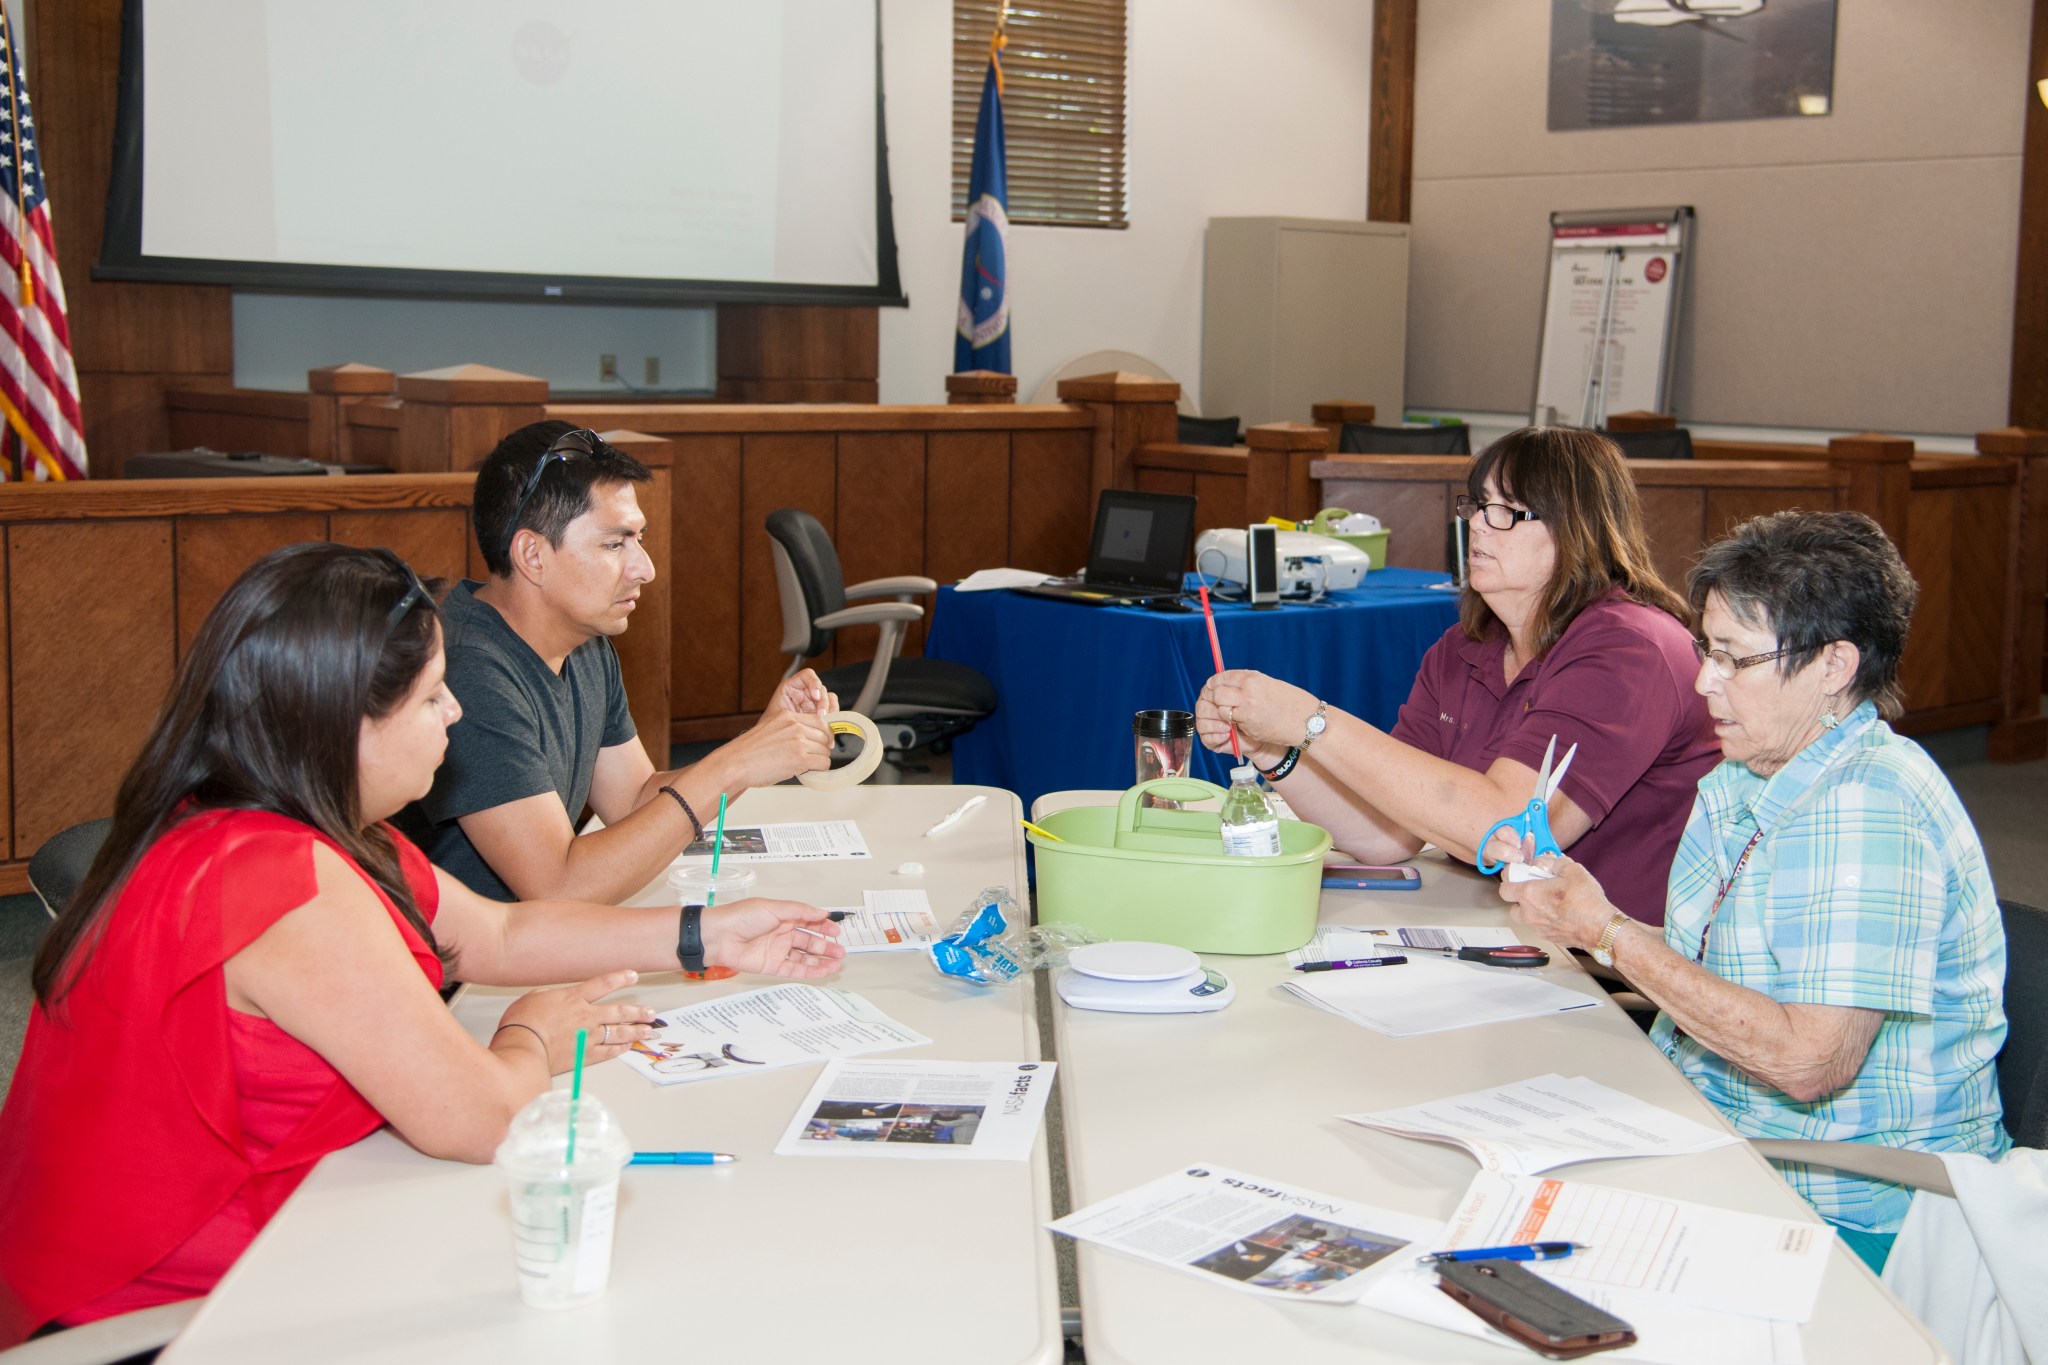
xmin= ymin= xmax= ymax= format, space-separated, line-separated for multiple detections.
xmin=1219 ymin=764 xmax=1282 ymax=858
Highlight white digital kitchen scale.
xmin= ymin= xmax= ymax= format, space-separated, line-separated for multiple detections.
xmin=1055 ymin=941 xmax=1235 ymax=1014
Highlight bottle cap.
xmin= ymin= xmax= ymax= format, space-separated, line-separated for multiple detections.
xmin=1230 ymin=764 xmax=1257 ymax=783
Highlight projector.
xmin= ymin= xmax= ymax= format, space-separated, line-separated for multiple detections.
xmin=1194 ymin=528 xmax=1372 ymax=596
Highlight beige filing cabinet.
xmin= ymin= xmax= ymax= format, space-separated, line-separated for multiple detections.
xmin=1201 ymin=217 xmax=1408 ymax=431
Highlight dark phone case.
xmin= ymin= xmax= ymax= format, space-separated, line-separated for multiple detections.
xmin=1436 ymin=1259 xmax=1637 ymax=1360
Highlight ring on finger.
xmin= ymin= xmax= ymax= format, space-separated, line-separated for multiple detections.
xmin=601 ymin=1023 xmax=612 ymax=1045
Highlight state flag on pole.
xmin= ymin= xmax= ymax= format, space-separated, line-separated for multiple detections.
xmin=954 ymin=24 xmax=1011 ymax=374
xmin=0 ymin=6 xmax=85 ymax=481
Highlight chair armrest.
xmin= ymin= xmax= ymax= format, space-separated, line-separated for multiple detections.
xmin=844 ymin=575 xmax=937 ymax=601
xmin=815 ymin=603 xmax=923 ymax=631
xmin=0 ymin=1298 xmax=203 ymax=1364
xmin=1749 ymin=1139 xmax=1954 ymax=1198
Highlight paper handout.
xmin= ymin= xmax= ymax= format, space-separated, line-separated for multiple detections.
xmin=1342 ymin=1074 xmax=1740 ymax=1174
xmin=831 ymin=889 xmax=941 ymax=953
xmin=620 ymin=984 xmax=927 ymax=1086
xmin=679 ymin=820 xmax=871 ymax=862
xmin=1279 ymin=953 xmax=1599 ymax=1036
xmin=1049 ymin=1164 xmax=1440 ymax=1303
xmin=1434 ymin=1171 xmax=1832 ymax=1322
xmin=774 ymin=1058 xmax=1054 ymax=1160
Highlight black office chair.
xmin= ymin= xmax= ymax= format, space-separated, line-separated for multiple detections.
xmin=1600 ymin=427 xmax=1695 ymax=460
xmin=764 ymin=510 xmax=996 ymax=781
xmin=1175 ymin=414 xmax=1241 ymax=447
xmin=1750 ymin=897 xmax=2048 ymax=1194
xmin=1338 ymin=422 xmax=1471 ymax=456
xmin=27 ymin=818 xmax=111 ymax=921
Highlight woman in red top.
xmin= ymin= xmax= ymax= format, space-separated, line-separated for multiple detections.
xmin=0 ymin=544 xmax=845 ymax=1343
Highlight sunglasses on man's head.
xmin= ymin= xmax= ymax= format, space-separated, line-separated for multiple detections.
xmin=503 ymin=428 xmax=604 ymax=556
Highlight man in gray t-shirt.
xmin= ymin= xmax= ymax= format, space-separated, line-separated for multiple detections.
xmin=399 ymin=422 xmax=835 ymax=904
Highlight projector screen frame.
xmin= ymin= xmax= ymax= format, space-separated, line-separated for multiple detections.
xmin=93 ymin=0 xmax=908 ymax=308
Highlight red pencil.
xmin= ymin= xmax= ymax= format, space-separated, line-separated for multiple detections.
xmin=1196 ymin=584 xmax=1242 ymax=760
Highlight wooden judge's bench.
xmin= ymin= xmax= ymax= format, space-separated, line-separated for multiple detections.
xmin=0 ymin=364 xmax=2036 ymax=893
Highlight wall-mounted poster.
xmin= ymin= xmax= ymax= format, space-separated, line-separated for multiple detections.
xmin=1548 ymin=0 xmax=1837 ymax=131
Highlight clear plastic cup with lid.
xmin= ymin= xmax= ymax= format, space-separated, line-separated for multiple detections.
xmin=493 ymin=1090 xmax=633 ymax=1310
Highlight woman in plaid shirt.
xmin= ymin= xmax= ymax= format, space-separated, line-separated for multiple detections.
xmin=1498 ymin=510 xmax=2007 ymax=1275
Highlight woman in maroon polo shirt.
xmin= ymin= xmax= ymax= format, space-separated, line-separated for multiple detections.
xmin=1197 ymin=426 xmax=1717 ymax=924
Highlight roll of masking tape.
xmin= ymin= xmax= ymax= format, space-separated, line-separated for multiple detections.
xmin=798 ymin=711 xmax=884 ymax=790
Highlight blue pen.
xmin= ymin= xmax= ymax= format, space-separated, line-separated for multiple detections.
xmin=628 ymin=1152 xmax=737 ymax=1166
xmin=1423 ymin=1242 xmax=1584 ymax=1264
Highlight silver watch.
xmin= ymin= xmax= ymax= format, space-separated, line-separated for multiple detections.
xmin=1302 ymin=700 xmax=1328 ymax=748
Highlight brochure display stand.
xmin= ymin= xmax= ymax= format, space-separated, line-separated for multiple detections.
xmin=1531 ymin=207 xmax=1693 ymax=429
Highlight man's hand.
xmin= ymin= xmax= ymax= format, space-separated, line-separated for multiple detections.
xmin=714 ymin=704 xmax=835 ymax=789
xmin=774 ymin=668 xmax=837 ymax=718
xmin=703 ymin=899 xmax=846 ymax=978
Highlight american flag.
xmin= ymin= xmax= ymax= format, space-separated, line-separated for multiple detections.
xmin=0 ymin=8 xmax=84 ymax=480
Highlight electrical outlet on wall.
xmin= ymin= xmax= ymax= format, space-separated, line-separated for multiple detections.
xmin=599 ymin=353 xmax=618 ymax=383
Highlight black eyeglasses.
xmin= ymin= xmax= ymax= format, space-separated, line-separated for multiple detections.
xmin=379 ymin=551 xmax=430 ymax=633
xmin=1691 ymin=638 xmax=1794 ymax=680
xmin=1454 ymin=495 xmax=1541 ymax=531
xmin=502 ymin=428 xmax=603 ymax=557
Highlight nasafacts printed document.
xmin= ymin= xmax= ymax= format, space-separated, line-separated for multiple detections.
xmin=774 ymin=1058 xmax=1054 ymax=1161
xmin=1049 ymin=1164 xmax=1440 ymax=1303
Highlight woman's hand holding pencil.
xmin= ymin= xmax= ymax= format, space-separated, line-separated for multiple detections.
xmin=1195 ymin=669 xmax=1315 ymax=768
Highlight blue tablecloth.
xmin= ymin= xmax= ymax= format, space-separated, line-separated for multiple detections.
xmin=924 ymin=569 xmax=1461 ymax=816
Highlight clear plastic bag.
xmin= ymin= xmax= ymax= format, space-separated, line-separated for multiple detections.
xmin=927 ymin=886 xmax=1104 ymax=985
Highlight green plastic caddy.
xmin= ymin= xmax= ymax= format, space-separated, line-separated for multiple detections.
xmin=1028 ymin=778 xmax=1333 ymax=955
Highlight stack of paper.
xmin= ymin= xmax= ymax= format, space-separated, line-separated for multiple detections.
xmin=775 ymin=1058 xmax=1055 ymax=1160
xmin=1279 ymin=954 xmax=1599 ymax=1036
xmin=1341 ymin=1074 xmax=1740 ymax=1173
xmin=1359 ymin=1171 xmax=1829 ymax=1365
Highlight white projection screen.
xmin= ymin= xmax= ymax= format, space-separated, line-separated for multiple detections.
xmin=97 ymin=0 xmax=903 ymax=304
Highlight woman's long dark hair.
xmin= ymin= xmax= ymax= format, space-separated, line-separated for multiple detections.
xmin=33 ymin=543 xmax=448 ymax=1006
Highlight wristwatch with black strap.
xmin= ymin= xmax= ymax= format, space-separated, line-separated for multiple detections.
xmin=677 ymin=904 xmax=707 ymax=973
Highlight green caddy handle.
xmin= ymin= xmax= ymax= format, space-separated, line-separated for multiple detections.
xmin=1114 ymin=777 xmax=1229 ymax=845
xmin=1308 ymin=508 xmax=1353 ymax=537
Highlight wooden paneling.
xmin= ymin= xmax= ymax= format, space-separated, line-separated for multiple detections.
xmin=717 ymin=305 xmax=880 ymax=382
xmin=174 ymin=514 xmax=329 ymax=655
xmin=328 ymin=510 xmax=473 ymax=585
xmin=717 ymin=379 xmax=881 ymax=405
xmin=80 ymin=374 xmax=235 ymax=479
xmin=9 ymin=520 xmax=176 ymax=858
xmin=669 ymin=435 xmax=744 ymax=724
xmin=738 ymin=435 xmax=837 ymax=711
xmin=1191 ymin=474 xmax=1248 ymax=540
xmin=1368 ymin=0 xmax=1417 ymax=223
xmin=1008 ymin=430 xmax=1093 ymax=581
xmin=1636 ymin=487 xmax=1706 ymax=592
xmin=1902 ymin=488 xmax=1956 ymax=709
xmin=836 ymin=432 xmax=928 ymax=662
xmin=925 ymin=433 xmax=1010 ymax=589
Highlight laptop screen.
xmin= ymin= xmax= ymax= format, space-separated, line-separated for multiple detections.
xmin=1085 ymin=490 xmax=1197 ymax=593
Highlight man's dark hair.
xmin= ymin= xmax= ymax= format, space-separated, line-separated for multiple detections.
xmin=472 ymin=421 xmax=651 ymax=577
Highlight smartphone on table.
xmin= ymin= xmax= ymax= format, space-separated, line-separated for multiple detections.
xmin=1321 ymin=863 xmax=1421 ymax=891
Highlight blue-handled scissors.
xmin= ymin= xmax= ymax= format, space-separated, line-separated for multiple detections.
xmin=1476 ymin=735 xmax=1578 ymax=876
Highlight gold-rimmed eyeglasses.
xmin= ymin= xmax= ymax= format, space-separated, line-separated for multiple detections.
xmin=1691 ymin=638 xmax=1793 ymax=680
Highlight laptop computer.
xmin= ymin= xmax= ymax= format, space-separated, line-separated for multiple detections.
xmin=1014 ymin=489 xmax=1198 ymax=607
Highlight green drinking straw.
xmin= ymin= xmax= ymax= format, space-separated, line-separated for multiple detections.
xmin=566 ymin=1027 xmax=589 ymax=1165
xmin=706 ymin=792 xmax=730 ymax=910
